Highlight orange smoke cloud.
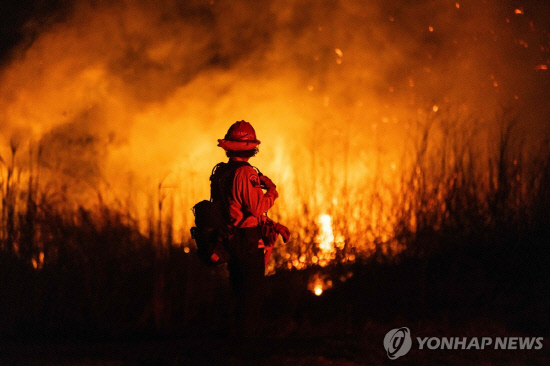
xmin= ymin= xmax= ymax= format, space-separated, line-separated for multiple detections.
xmin=0 ymin=0 xmax=548 ymax=269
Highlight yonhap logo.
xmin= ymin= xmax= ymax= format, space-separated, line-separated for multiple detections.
xmin=384 ymin=327 xmax=412 ymax=360
xmin=383 ymin=326 xmax=544 ymax=360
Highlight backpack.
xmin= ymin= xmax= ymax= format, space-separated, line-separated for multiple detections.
xmin=190 ymin=161 xmax=251 ymax=265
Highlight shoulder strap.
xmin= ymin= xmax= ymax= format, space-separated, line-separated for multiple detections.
xmin=251 ymin=165 xmax=262 ymax=176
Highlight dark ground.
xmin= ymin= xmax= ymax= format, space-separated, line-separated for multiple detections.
xmin=1 ymin=321 xmax=549 ymax=365
xmin=0 ymin=194 xmax=548 ymax=365
xmin=1 ymin=240 xmax=549 ymax=365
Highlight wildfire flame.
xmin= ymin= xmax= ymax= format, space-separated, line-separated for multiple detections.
xmin=317 ymin=214 xmax=334 ymax=252
xmin=308 ymin=272 xmax=333 ymax=296
xmin=314 ymin=285 xmax=323 ymax=296
xmin=0 ymin=0 xmax=548 ymax=271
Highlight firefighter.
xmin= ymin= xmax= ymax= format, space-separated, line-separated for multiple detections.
xmin=214 ymin=120 xmax=290 ymax=337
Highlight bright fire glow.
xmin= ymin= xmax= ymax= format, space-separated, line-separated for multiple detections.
xmin=317 ymin=214 xmax=334 ymax=252
xmin=312 ymin=214 xmax=347 ymax=267
xmin=308 ymin=273 xmax=333 ymax=296
xmin=314 ymin=285 xmax=323 ymax=296
xmin=32 ymin=252 xmax=45 ymax=270
xmin=0 ymin=0 xmax=547 ymax=272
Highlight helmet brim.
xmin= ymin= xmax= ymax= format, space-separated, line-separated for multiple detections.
xmin=218 ymin=139 xmax=261 ymax=151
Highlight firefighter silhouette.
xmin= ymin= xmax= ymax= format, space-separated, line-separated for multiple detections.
xmin=213 ymin=120 xmax=289 ymax=336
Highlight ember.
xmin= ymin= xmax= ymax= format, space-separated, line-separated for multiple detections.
xmin=308 ymin=272 xmax=333 ymax=296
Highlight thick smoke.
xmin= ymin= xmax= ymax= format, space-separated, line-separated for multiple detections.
xmin=0 ymin=0 xmax=548 ymax=249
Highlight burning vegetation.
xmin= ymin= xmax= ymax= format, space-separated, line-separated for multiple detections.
xmin=0 ymin=0 xmax=548 ymax=271
xmin=0 ymin=0 xmax=549 ymax=342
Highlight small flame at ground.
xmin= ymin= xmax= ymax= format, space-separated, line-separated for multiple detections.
xmin=308 ymin=272 xmax=333 ymax=296
xmin=314 ymin=285 xmax=323 ymax=296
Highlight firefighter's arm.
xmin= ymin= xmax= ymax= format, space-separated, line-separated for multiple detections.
xmin=258 ymin=175 xmax=278 ymax=199
xmin=234 ymin=167 xmax=277 ymax=217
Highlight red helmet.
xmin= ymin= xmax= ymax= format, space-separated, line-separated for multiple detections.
xmin=218 ymin=120 xmax=261 ymax=151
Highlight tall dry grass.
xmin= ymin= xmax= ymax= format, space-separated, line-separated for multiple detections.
xmin=0 ymin=104 xmax=548 ymax=337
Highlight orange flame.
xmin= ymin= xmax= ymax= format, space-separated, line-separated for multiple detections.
xmin=308 ymin=273 xmax=333 ymax=296
xmin=0 ymin=0 xmax=547 ymax=271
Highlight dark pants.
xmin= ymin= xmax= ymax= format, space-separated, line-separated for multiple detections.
xmin=227 ymin=226 xmax=265 ymax=337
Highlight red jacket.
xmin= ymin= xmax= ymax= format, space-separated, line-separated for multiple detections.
xmin=228 ymin=165 xmax=278 ymax=228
